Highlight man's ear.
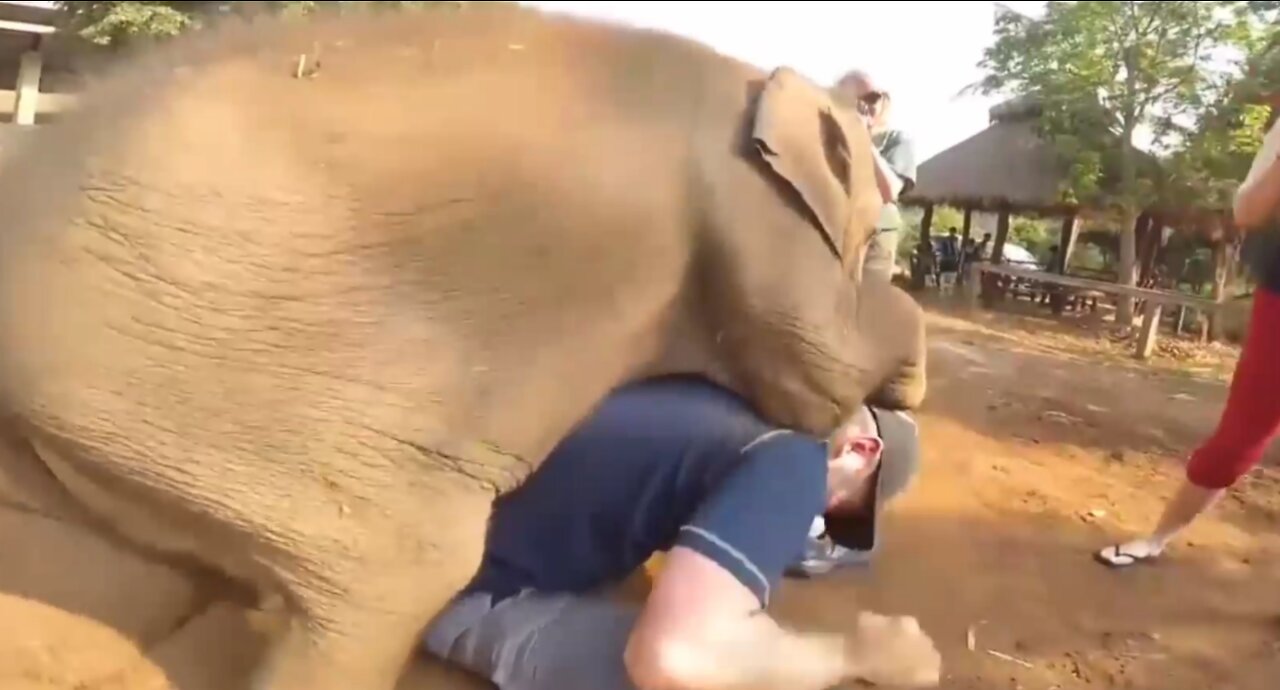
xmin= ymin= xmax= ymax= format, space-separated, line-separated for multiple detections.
xmin=847 ymin=436 xmax=883 ymax=461
xmin=832 ymin=432 xmax=883 ymax=464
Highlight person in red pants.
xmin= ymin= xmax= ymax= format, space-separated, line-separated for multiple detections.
xmin=1096 ymin=101 xmax=1280 ymax=568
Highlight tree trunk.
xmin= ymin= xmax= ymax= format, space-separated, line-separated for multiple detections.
xmin=1137 ymin=214 xmax=1162 ymax=287
xmin=1207 ymin=239 xmax=1239 ymax=343
xmin=992 ymin=209 xmax=1011 ymax=265
xmin=1054 ymin=214 xmax=1079 ymax=274
xmin=1116 ymin=46 xmax=1140 ymax=328
xmin=1116 ymin=210 xmax=1139 ymax=326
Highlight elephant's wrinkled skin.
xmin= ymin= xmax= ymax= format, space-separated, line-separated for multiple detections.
xmin=0 ymin=7 xmax=925 ymax=690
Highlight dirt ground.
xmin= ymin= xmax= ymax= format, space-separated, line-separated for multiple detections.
xmin=3 ymin=297 xmax=1278 ymax=690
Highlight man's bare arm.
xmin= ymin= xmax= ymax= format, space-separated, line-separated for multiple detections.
xmin=624 ymin=547 xmax=939 ymax=690
xmin=871 ymin=145 xmax=904 ymax=204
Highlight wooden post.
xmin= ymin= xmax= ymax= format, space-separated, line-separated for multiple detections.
xmin=982 ymin=209 xmax=1012 ymax=302
xmin=1135 ymin=300 xmax=1164 ymax=360
xmin=962 ymin=208 xmax=973 ymax=243
xmin=1054 ymin=214 xmax=1078 ymax=274
xmin=12 ymin=47 xmax=44 ymax=126
xmin=991 ymin=208 xmax=1011 ymax=265
xmin=920 ymin=204 xmax=935 ymax=244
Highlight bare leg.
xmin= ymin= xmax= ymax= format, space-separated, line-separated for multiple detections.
xmin=1101 ymin=480 xmax=1224 ymax=564
xmin=1147 ymin=481 xmax=1225 ymax=550
xmin=1099 ymin=289 xmax=1280 ymax=568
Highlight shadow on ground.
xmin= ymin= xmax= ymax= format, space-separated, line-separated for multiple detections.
xmin=3 ymin=499 xmax=1276 ymax=690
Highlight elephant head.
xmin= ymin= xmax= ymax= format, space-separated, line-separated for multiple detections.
xmin=751 ymin=67 xmax=884 ymax=279
xmin=658 ymin=66 xmax=926 ymax=436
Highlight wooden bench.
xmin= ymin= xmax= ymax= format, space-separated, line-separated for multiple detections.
xmin=964 ymin=261 xmax=1221 ymax=360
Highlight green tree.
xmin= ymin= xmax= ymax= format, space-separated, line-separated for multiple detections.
xmin=56 ymin=1 xmax=472 ymax=47
xmin=975 ymin=1 xmax=1255 ymax=325
xmin=899 ymin=206 xmax=964 ymax=258
xmin=930 ymin=206 xmax=966 ymax=239
xmin=1009 ymin=217 xmax=1054 ymax=261
xmin=1159 ymin=2 xmax=1279 ymax=214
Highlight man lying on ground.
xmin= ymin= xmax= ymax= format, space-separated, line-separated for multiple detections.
xmin=422 ymin=375 xmax=937 ymax=690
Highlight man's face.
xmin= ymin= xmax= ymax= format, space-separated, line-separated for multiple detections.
xmin=825 ymin=407 xmax=883 ymax=514
xmin=834 ymin=73 xmax=890 ymax=130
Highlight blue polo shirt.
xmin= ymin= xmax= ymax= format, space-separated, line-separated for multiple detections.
xmin=464 ymin=376 xmax=829 ymax=608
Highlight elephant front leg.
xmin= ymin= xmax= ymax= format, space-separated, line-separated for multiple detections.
xmin=250 ymin=469 xmax=494 ymax=690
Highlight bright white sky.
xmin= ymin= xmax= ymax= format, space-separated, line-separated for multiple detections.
xmin=523 ymin=1 xmax=1046 ymax=162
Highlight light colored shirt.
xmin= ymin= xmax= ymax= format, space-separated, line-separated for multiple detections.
xmin=1237 ymin=119 xmax=1280 ymax=291
xmin=871 ymin=129 xmax=917 ymax=231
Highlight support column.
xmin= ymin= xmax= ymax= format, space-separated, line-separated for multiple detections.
xmin=1135 ymin=300 xmax=1164 ymax=360
xmin=982 ymin=208 xmax=1012 ymax=303
xmin=13 ymin=48 xmax=44 ymax=126
xmin=920 ymin=204 xmax=935 ymax=243
xmin=962 ymin=207 xmax=973 ymax=243
xmin=1054 ymin=213 xmax=1079 ymax=274
xmin=991 ymin=208 xmax=1011 ymax=265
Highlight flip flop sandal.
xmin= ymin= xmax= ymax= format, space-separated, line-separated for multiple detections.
xmin=1094 ymin=544 xmax=1161 ymax=569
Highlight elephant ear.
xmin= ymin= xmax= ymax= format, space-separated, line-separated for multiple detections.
xmin=751 ymin=67 xmax=877 ymax=265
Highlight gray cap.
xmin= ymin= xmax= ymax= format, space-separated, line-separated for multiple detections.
xmin=822 ymin=406 xmax=920 ymax=553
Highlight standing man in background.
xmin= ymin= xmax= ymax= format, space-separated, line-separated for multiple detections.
xmin=832 ymin=70 xmax=919 ymax=282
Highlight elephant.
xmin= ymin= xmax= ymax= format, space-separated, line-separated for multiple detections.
xmin=0 ymin=5 xmax=925 ymax=690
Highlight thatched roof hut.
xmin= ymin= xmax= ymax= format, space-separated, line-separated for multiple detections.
xmin=903 ymin=97 xmax=1071 ymax=215
xmin=896 ymin=97 xmax=1090 ymax=271
xmin=900 ymin=96 xmax=1222 ymax=277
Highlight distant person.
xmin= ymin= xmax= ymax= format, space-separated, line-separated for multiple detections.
xmin=1047 ymin=244 xmax=1061 ymax=270
xmin=938 ymin=228 xmax=961 ymax=274
xmin=977 ymin=233 xmax=993 ymax=261
xmin=1038 ymin=245 xmax=1062 ymax=305
xmin=910 ymin=238 xmax=939 ymax=290
xmin=831 ymin=70 xmax=918 ymax=282
xmin=958 ymin=237 xmax=978 ymax=285
xmin=1096 ymin=99 xmax=1280 ymax=569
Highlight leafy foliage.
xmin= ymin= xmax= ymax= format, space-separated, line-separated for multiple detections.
xmin=976 ymin=1 xmax=1252 ymax=210
xmin=1156 ymin=3 xmax=1278 ymax=215
xmin=899 ymin=206 xmax=965 ymax=259
xmin=974 ymin=1 xmax=1263 ymax=322
xmin=56 ymin=1 xmax=473 ymax=47
xmin=1009 ymin=217 xmax=1056 ymax=261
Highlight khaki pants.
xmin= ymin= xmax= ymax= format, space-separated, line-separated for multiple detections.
xmin=863 ymin=228 xmax=901 ymax=281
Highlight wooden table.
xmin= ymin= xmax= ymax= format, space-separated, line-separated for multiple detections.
xmin=964 ymin=262 xmax=1221 ymax=360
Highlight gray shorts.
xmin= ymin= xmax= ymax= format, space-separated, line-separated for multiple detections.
xmin=422 ymin=589 xmax=640 ymax=690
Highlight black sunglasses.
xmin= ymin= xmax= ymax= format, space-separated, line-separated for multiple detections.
xmin=860 ymin=91 xmax=887 ymax=105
